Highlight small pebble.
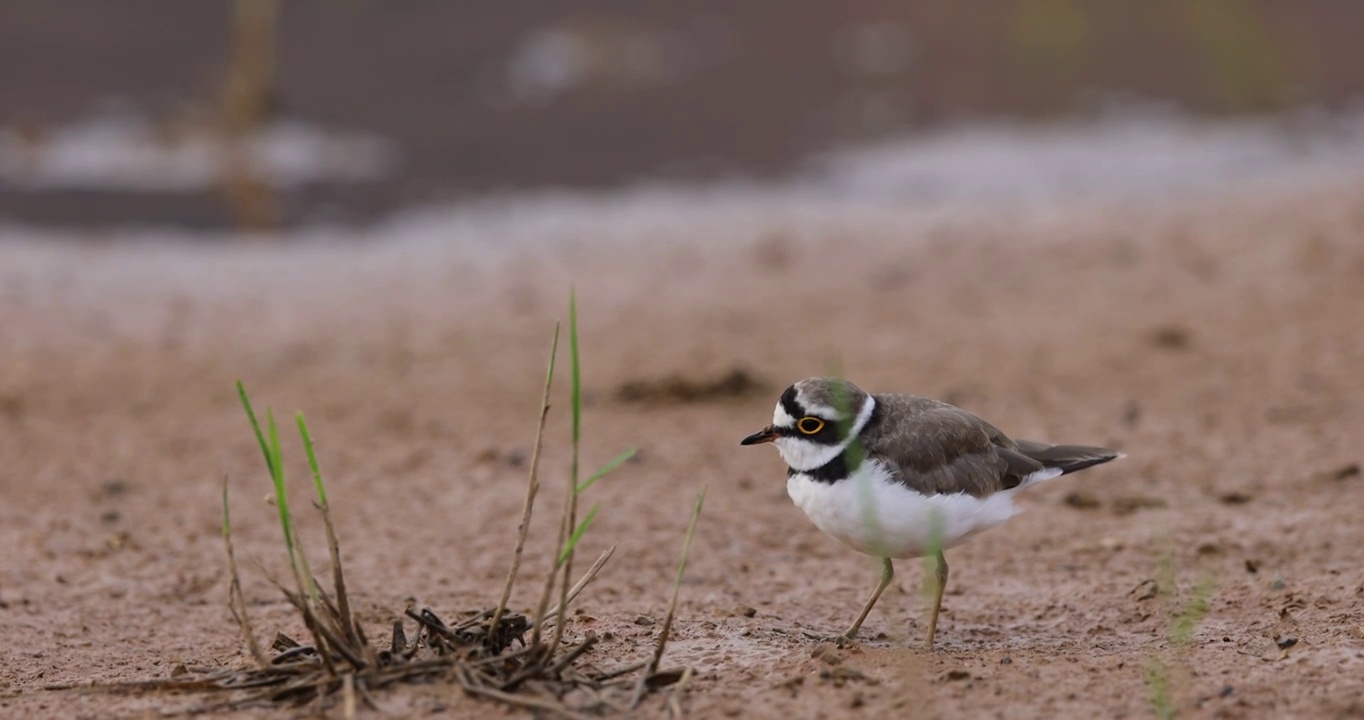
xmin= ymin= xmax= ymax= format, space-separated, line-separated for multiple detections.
xmin=1149 ymin=325 xmax=1192 ymax=350
xmin=102 ymin=479 xmax=129 ymax=497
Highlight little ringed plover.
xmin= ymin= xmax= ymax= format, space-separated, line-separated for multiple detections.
xmin=741 ymin=377 xmax=1123 ymax=649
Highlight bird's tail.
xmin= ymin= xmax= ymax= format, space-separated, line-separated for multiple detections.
xmin=1014 ymin=440 xmax=1124 ymax=475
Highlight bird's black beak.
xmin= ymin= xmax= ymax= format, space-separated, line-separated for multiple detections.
xmin=740 ymin=426 xmax=779 ymax=446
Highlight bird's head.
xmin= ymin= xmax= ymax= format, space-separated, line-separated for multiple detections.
xmin=741 ymin=377 xmax=876 ymax=471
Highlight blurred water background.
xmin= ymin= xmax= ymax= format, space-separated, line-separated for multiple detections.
xmin=1 ymin=0 xmax=1363 ymax=234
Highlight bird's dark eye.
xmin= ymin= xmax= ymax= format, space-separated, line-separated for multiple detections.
xmin=797 ymin=417 xmax=825 ymax=435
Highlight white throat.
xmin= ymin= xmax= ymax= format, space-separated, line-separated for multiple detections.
xmin=775 ymin=395 xmax=877 ymax=472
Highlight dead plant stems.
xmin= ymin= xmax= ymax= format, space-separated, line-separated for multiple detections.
xmin=491 ymin=323 xmax=560 ymax=639
xmin=632 ymin=487 xmax=706 ymax=710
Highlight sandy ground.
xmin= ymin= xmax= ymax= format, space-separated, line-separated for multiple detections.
xmin=2 ymin=175 xmax=1364 ymax=719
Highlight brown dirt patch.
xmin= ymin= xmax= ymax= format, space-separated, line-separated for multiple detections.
xmin=2 ymin=180 xmax=1364 ymax=717
xmin=614 ymin=367 xmax=771 ymax=406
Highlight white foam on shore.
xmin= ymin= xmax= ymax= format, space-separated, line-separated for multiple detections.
xmin=805 ymin=106 xmax=1364 ymax=206
xmin=0 ymin=109 xmax=400 ymax=192
xmin=347 ymin=107 xmax=1364 ymax=264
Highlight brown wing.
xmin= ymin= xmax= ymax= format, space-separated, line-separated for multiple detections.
xmin=859 ymin=394 xmax=1042 ymax=497
xmin=1012 ymin=439 xmax=1121 ymax=475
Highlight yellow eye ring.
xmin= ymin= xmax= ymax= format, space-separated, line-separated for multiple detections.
xmin=797 ymin=417 xmax=825 ymax=435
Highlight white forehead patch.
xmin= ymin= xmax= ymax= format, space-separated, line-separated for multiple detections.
xmin=773 ymin=402 xmax=797 ymax=427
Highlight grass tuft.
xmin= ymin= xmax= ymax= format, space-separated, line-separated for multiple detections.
xmin=75 ymin=294 xmax=698 ymax=717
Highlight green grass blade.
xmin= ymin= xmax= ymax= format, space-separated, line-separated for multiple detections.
xmin=569 ymin=287 xmax=581 ymax=448
xmin=674 ymin=488 xmax=706 ymax=585
xmin=222 ymin=482 xmax=232 ymax=539
xmin=296 ymin=411 xmax=327 ymax=508
xmin=821 ymin=360 xmax=864 ymax=470
xmin=265 ymin=410 xmax=296 ymax=564
xmin=576 ymin=447 xmax=636 ymax=495
xmin=237 ymin=385 xmax=321 ymax=635
xmin=1146 ymin=655 xmax=1175 ymax=720
xmin=568 ymin=288 xmax=582 ymax=532
xmin=237 ymin=381 xmax=276 ymax=480
xmin=267 ymin=409 xmax=284 ymax=488
xmin=550 ymin=290 xmax=589 ymax=658
xmin=822 ymin=363 xmax=885 ymax=557
xmin=545 ymin=322 xmax=561 ymax=398
xmin=559 ymin=503 xmax=600 ymax=564
xmin=920 ymin=510 xmax=946 ymax=600
xmin=1172 ymin=577 xmax=1214 ymax=646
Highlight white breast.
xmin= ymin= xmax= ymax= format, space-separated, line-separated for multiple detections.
xmin=785 ymin=459 xmax=1023 ymax=559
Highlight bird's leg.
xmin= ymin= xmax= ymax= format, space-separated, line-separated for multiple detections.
xmin=841 ymin=557 xmax=894 ymax=641
xmin=924 ymin=550 xmax=948 ymax=650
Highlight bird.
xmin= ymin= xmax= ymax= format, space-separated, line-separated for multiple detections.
xmin=740 ymin=377 xmax=1123 ymax=649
